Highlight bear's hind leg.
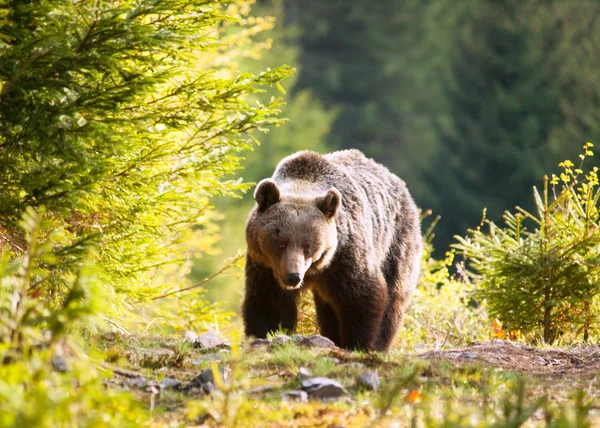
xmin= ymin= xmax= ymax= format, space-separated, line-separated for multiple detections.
xmin=376 ymin=231 xmax=420 ymax=350
xmin=242 ymin=256 xmax=299 ymax=338
xmin=313 ymin=291 xmax=341 ymax=346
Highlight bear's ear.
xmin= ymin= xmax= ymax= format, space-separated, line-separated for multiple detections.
xmin=316 ymin=188 xmax=341 ymax=219
xmin=254 ymin=179 xmax=281 ymax=211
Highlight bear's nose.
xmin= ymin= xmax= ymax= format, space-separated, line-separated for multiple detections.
xmin=285 ymin=273 xmax=302 ymax=287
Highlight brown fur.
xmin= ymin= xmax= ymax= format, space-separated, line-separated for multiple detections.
xmin=242 ymin=150 xmax=422 ymax=351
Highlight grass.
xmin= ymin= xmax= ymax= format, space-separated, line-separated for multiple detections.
xmin=96 ymin=332 xmax=599 ymax=427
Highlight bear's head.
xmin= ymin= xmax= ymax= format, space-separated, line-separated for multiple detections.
xmin=246 ymin=179 xmax=341 ymax=290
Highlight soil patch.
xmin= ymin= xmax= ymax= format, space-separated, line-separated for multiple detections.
xmin=420 ymin=339 xmax=600 ymax=377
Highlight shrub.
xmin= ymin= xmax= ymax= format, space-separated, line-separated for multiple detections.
xmin=455 ymin=143 xmax=600 ymax=343
xmin=401 ymin=213 xmax=489 ymax=350
xmin=0 ymin=208 xmax=147 ymax=426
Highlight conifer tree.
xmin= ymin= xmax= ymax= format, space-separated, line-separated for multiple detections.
xmin=0 ymin=0 xmax=292 ymax=306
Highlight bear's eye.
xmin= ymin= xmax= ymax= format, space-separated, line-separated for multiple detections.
xmin=273 ymin=228 xmax=280 ymax=236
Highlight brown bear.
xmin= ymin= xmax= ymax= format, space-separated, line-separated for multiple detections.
xmin=242 ymin=149 xmax=421 ymax=351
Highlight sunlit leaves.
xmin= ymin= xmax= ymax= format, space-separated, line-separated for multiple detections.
xmin=0 ymin=0 xmax=292 ymax=312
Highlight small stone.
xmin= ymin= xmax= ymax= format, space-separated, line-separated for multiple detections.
xmin=268 ymin=335 xmax=292 ymax=350
xmin=301 ymin=377 xmax=347 ymax=400
xmin=159 ymin=377 xmax=180 ymax=390
xmin=184 ymin=331 xmax=197 ymax=342
xmin=197 ymin=368 xmax=216 ymax=385
xmin=202 ymin=381 xmax=219 ymax=394
xmin=281 ymin=390 xmax=308 ymax=403
xmin=299 ymin=335 xmax=336 ymax=349
xmin=249 ymin=338 xmax=271 ymax=348
xmin=297 ymin=367 xmax=311 ymax=381
xmin=188 ymin=367 xmax=228 ymax=389
xmin=51 ymin=355 xmax=68 ymax=373
xmin=357 ymin=371 xmax=380 ymax=391
xmin=194 ymin=330 xmax=229 ymax=351
xmin=125 ymin=377 xmax=148 ymax=389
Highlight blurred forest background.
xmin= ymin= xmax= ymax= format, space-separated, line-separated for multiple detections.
xmin=194 ymin=0 xmax=600 ymax=311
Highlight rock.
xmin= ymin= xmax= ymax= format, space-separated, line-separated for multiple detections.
xmin=297 ymin=367 xmax=311 ymax=381
xmin=202 ymin=381 xmax=219 ymax=394
xmin=192 ymin=353 xmax=223 ymax=365
xmin=268 ymin=335 xmax=292 ymax=350
xmin=159 ymin=377 xmax=180 ymax=390
xmin=357 ymin=371 xmax=380 ymax=391
xmin=299 ymin=335 xmax=336 ymax=349
xmin=188 ymin=367 xmax=228 ymax=389
xmin=124 ymin=377 xmax=148 ymax=389
xmin=194 ymin=330 xmax=230 ymax=351
xmin=249 ymin=338 xmax=271 ymax=348
xmin=292 ymin=334 xmax=305 ymax=343
xmin=184 ymin=331 xmax=198 ymax=342
xmin=301 ymin=377 xmax=347 ymax=400
xmin=196 ymin=368 xmax=216 ymax=385
xmin=51 ymin=354 xmax=68 ymax=373
xmin=281 ymin=390 xmax=308 ymax=403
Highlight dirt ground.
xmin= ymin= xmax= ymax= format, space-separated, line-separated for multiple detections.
xmin=420 ymin=339 xmax=600 ymax=376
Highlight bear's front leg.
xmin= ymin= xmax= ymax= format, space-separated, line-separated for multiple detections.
xmin=313 ymin=291 xmax=341 ymax=346
xmin=242 ymin=255 xmax=299 ymax=339
xmin=329 ymin=272 xmax=388 ymax=351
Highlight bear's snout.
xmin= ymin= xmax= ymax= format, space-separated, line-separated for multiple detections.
xmin=284 ymin=272 xmax=302 ymax=288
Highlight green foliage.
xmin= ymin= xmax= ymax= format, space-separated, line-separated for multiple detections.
xmin=0 ymin=207 xmax=103 ymax=357
xmin=401 ymin=213 xmax=489 ymax=350
xmin=0 ymin=351 xmax=148 ymax=427
xmin=0 ymin=208 xmax=147 ymax=427
xmin=190 ymin=0 xmax=336 ymax=312
xmin=455 ymin=145 xmax=600 ymax=343
xmin=0 ymin=0 xmax=293 ymax=309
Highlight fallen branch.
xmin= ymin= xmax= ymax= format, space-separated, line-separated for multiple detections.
xmin=100 ymin=315 xmax=131 ymax=335
xmin=148 ymin=253 xmax=244 ymax=302
xmin=101 ymin=363 xmax=141 ymax=378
